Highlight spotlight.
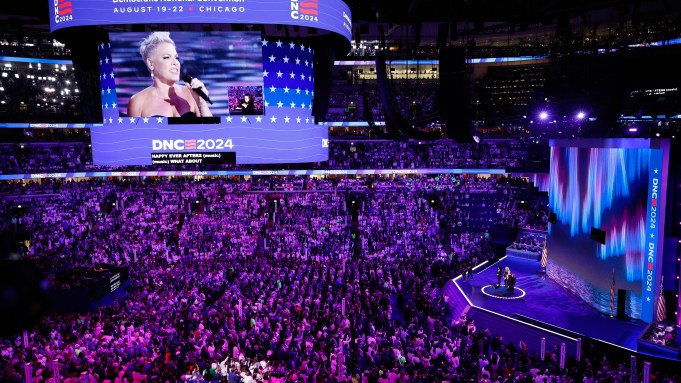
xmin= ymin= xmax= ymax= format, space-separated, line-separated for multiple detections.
xmin=576 ymin=112 xmax=586 ymax=120
xmin=539 ymin=112 xmax=548 ymax=120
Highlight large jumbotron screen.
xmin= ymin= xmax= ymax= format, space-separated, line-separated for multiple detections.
xmin=546 ymin=139 xmax=669 ymax=322
xmin=47 ymin=0 xmax=353 ymax=166
xmin=93 ymin=30 xmax=325 ymax=165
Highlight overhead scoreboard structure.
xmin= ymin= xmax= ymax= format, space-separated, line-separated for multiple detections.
xmin=49 ymin=0 xmax=352 ymax=166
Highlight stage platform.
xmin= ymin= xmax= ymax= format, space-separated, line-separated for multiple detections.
xmin=454 ymin=256 xmax=648 ymax=352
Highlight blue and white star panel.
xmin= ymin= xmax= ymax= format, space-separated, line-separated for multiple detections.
xmin=91 ymin=34 xmax=328 ymax=165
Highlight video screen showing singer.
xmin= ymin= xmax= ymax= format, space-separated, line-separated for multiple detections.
xmin=127 ymin=32 xmax=212 ymax=118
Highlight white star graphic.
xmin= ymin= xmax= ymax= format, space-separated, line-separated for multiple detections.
xmin=295 ymin=58 xmax=301 ymax=65
xmin=290 ymin=72 xmax=296 ymax=79
xmin=143 ymin=117 xmax=149 ymax=123
xmin=105 ymin=57 xmax=109 ymax=64
xmin=270 ymin=85 xmax=277 ymax=93
xmin=647 ymin=297 xmax=651 ymax=302
xmin=650 ymin=233 xmax=655 ymax=238
xmin=283 ymin=86 xmax=290 ymax=93
xmin=301 ymin=102 xmax=306 ymax=109
xmin=295 ymin=87 xmax=301 ymax=94
xmin=300 ymin=44 xmax=305 ymax=51
xmin=283 ymin=56 xmax=290 ymax=63
xmin=309 ymin=104 xmax=313 ymax=109
xmin=269 ymin=55 xmax=276 ymax=62
xmin=276 ymin=40 xmax=283 ymax=47
xmin=305 ymin=89 xmax=309 ymax=95
xmin=296 ymin=117 xmax=301 ymax=123
xmin=240 ymin=116 xmax=247 ymax=122
xmin=264 ymin=101 xmax=269 ymax=107
xmin=99 ymin=59 xmax=102 ymax=65
xmin=263 ymin=70 xmax=269 ymax=77
xmin=276 ymin=71 xmax=283 ymax=78
xmin=308 ymin=47 xmax=312 ymax=53
xmin=129 ymin=117 xmax=135 ymax=123
xmin=290 ymin=101 xmax=296 ymax=108
xmin=112 ymin=103 xmax=117 ymax=109
xmin=104 ymin=103 xmax=109 ymax=109
xmin=289 ymin=42 xmax=296 ymax=49
xmin=284 ymin=116 xmax=290 ymax=123
xmin=305 ymin=117 xmax=310 ymax=123
xmin=118 ymin=117 xmax=123 ymax=123
xmin=102 ymin=74 xmax=106 ymax=80
xmin=101 ymin=88 xmax=105 ymax=94
xmin=261 ymin=39 xmax=269 ymax=46
xmin=311 ymin=91 xmax=314 ymax=96
xmin=106 ymin=87 xmax=111 ymax=94
xmin=226 ymin=116 xmax=233 ymax=122
xmin=277 ymin=101 xmax=284 ymax=108
xmin=100 ymin=43 xmax=104 ymax=49
xmin=156 ymin=117 xmax=163 ymax=123
xmin=304 ymin=60 xmax=309 ymax=66
xmin=270 ymin=116 xmax=277 ymax=122
xmin=256 ymin=116 xmax=263 ymax=123
xmin=300 ymin=74 xmax=306 ymax=80
xmin=654 ymin=168 xmax=659 ymax=173
xmin=110 ymin=72 xmax=115 ymax=79
xmin=108 ymin=117 xmax=113 ymax=123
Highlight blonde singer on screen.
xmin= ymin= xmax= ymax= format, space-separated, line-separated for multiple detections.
xmin=127 ymin=32 xmax=212 ymax=118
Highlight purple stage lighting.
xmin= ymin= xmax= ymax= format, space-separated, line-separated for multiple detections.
xmin=539 ymin=111 xmax=549 ymax=120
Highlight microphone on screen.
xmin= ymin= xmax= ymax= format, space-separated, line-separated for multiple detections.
xmin=183 ymin=74 xmax=213 ymax=105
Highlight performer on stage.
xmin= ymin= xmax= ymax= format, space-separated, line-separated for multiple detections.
xmin=504 ymin=266 xmax=511 ymax=288
xmin=496 ymin=266 xmax=503 ymax=288
xmin=508 ymin=273 xmax=516 ymax=296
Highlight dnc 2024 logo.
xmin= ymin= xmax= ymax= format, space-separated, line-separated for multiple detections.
xmin=54 ymin=0 xmax=74 ymax=24
xmin=290 ymin=0 xmax=318 ymax=22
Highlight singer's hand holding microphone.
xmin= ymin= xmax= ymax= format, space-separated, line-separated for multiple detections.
xmin=183 ymin=74 xmax=213 ymax=105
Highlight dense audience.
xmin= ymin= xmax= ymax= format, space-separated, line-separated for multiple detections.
xmin=0 ymin=61 xmax=82 ymax=122
xmin=0 ymin=174 xmax=585 ymax=383
xmin=325 ymin=85 xmax=439 ymax=122
xmin=0 ymin=139 xmax=548 ymax=175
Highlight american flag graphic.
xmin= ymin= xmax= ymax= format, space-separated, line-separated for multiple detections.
xmin=610 ymin=268 xmax=615 ymax=314
xmin=540 ymin=236 xmax=548 ymax=268
xmin=261 ymin=38 xmax=315 ymax=120
xmin=58 ymin=0 xmax=73 ymax=16
xmin=184 ymin=139 xmax=197 ymax=150
xmin=656 ymin=276 xmax=665 ymax=322
xmin=300 ymin=0 xmax=319 ymax=15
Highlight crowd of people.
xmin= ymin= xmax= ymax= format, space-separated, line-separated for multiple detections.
xmin=325 ymin=139 xmax=546 ymax=172
xmin=0 ymin=139 xmax=548 ymax=175
xmin=0 ymin=175 xmax=676 ymax=383
xmin=325 ymin=86 xmax=439 ymax=122
xmin=0 ymin=60 xmax=82 ymax=123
